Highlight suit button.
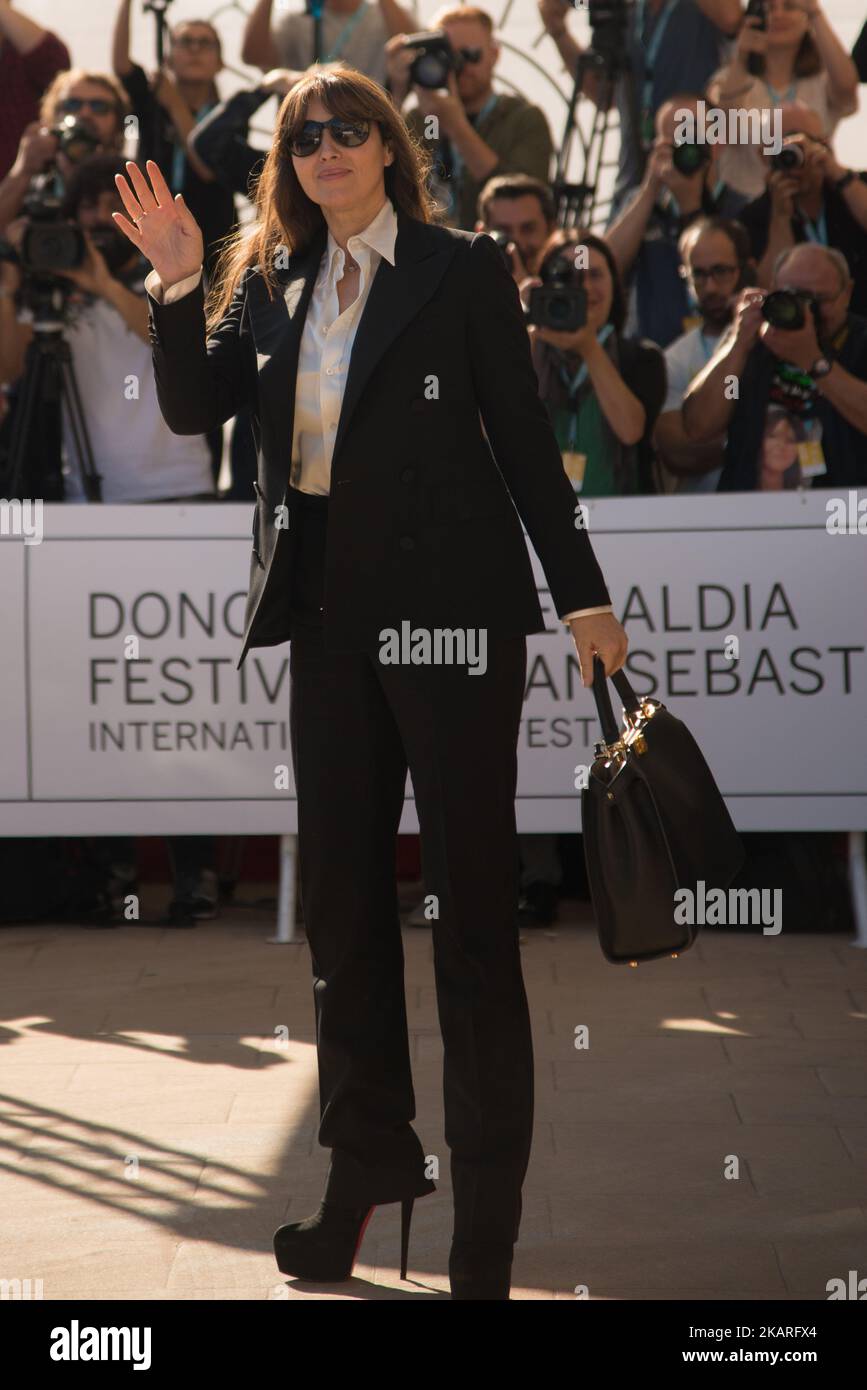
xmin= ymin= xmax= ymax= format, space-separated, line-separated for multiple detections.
xmin=399 ymin=535 xmax=415 ymax=550
xmin=400 ymin=467 xmax=414 ymax=484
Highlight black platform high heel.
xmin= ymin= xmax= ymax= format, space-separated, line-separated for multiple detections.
xmin=274 ymin=1197 xmax=418 ymax=1282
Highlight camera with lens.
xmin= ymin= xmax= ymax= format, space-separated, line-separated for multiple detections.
xmin=762 ymin=288 xmax=819 ymax=332
xmin=671 ymin=140 xmax=711 ymax=177
xmin=526 ymin=249 xmax=587 ymax=333
xmin=20 ymin=179 xmax=87 ymax=278
xmin=770 ymin=142 xmax=806 ymax=174
xmin=402 ymin=30 xmax=468 ymax=89
xmin=17 ymin=117 xmax=101 ymax=279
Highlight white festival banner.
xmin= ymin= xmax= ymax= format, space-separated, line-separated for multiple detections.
xmin=0 ymin=491 xmax=864 ymax=836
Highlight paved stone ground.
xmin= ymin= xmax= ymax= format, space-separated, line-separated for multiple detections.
xmin=1 ymin=886 xmax=865 ymax=1301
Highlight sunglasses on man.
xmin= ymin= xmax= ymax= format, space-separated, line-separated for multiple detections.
xmin=289 ymin=117 xmax=384 ymax=157
xmin=58 ymin=97 xmax=116 ymax=116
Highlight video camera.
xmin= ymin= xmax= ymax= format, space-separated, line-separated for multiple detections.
xmin=570 ymin=0 xmax=634 ymax=68
xmin=17 ymin=117 xmax=101 ymax=279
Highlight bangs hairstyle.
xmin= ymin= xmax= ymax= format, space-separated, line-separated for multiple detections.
xmin=537 ymin=228 xmax=626 ymax=334
xmin=205 ymin=64 xmax=438 ymax=334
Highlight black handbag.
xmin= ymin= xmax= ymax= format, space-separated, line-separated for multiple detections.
xmin=582 ymin=656 xmax=745 ymax=965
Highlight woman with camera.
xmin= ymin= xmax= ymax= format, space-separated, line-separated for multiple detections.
xmin=709 ymin=0 xmax=859 ymax=203
xmin=525 ymin=230 xmax=667 ymax=497
xmin=111 ymin=64 xmax=627 ymax=1299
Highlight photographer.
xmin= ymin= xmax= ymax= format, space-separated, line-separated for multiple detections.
xmin=476 ymin=172 xmax=557 ymax=282
xmin=538 ymin=0 xmax=743 ymax=218
xmin=0 ymin=0 xmax=70 ymax=180
xmin=736 ymin=106 xmax=867 ymax=317
xmin=1 ymin=154 xmax=213 ymax=500
xmin=187 ymin=69 xmax=301 ymax=200
xmin=0 ymin=68 xmax=128 ymax=235
xmin=525 ymin=230 xmax=666 ymax=496
xmin=605 ymin=93 xmax=744 ymax=347
xmin=682 ymin=243 xmax=867 ymax=489
xmin=242 ymin=0 xmax=419 ymax=85
xmin=112 ymin=3 xmax=234 ymax=286
xmin=389 ymin=5 xmax=553 ymax=230
xmin=513 ymin=229 xmax=662 ymax=925
xmin=708 ymin=0 xmax=858 ymax=204
xmin=653 ymin=215 xmax=754 ymax=491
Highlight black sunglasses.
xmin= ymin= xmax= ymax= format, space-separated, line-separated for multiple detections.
xmin=58 ymin=97 xmax=115 ymax=116
xmin=289 ymin=117 xmax=376 ymax=157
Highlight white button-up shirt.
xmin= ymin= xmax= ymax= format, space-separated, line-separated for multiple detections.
xmin=289 ymin=192 xmax=396 ymax=496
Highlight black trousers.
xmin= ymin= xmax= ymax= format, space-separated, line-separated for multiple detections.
xmin=286 ymin=485 xmax=533 ymax=1248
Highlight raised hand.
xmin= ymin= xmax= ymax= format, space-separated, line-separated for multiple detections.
xmin=112 ymin=159 xmax=204 ymax=291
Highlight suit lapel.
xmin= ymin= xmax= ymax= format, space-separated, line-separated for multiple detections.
xmin=250 ymin=225 xmax=326 ymax=503
xmin=329 ymin=208 xmax=457 ymax=480
xmin=248 ymin=206 xmax=458 ymax=501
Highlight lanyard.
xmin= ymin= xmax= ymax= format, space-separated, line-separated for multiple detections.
xmin=557 ymin=324 xmax=614 ymax=448
xmin=637 ymin=0 xmax=678 ymax=143
xmin=446 ymin=92 xmax=498 ymax=215
xmin=765 ymin=79 xmax=797 ymax=105
xmin=170 ymin=101 xmax=216 ymax=193
xmin=324 ymin=1 xmax=369 ymax=61
xmin=698 ymin=329 xmax=720 ymax=363
xmin=799 ymin=204 xmax=828 ymax=246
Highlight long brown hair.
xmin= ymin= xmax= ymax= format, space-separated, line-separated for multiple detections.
xmin=205 ymin=64 xmax=438 ymax=333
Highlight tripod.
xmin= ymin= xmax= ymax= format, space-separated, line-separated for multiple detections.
xmin=3 ymin=304 xmax=101 ymax=502
xmin=551 ymin=47 xmax=642 ymax=230
xmin=143 ymin=0 xmax=173 ymax=68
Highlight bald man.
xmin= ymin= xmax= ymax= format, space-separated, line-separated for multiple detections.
xmin=682 ymin=242 xmax=867 ymax=489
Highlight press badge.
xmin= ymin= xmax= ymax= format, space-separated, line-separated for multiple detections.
xmin=563 ymin=451 xmax=588 ymax=489
xmin=798 ymin=418 xmax=827 ymax=480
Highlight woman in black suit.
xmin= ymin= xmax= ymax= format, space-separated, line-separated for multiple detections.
xmin=113 ymin=65 xmax=628 ymax=1301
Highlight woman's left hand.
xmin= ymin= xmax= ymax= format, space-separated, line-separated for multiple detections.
xmin=569 ymin=611 xmax=629 ymax=688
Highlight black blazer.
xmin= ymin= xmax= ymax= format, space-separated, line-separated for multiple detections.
xmin=146 ymin=204 xmax=612 ymax=669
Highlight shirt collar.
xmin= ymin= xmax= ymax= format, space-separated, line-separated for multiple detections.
xmin=324 ymin=195 xmax=398 ymax=276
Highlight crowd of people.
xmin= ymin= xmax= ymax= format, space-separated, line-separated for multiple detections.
xmin=0 ymin=0 xmax=863 ymax=925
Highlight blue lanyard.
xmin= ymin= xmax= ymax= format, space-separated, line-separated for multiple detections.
xmin=170 ymin=100 xmax=216 ymax=193
xmin=698 ymin=329 xmax=719 ymax=363
xmin=765 ymin=80 xmax=797 ymax=105
xmin=324 ymin=1 xmax=369 ymax=61
xmin=636 ymin=0 xmax=679 ymax=117
xmin=557 ymin=324 xmax=614 ymax=448
xmin=799 ymin=205 xmax=828 ymax=246
xmin=446 ymin=92 xmax=498 ymax=215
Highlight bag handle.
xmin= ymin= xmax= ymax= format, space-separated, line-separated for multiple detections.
xmin=591 ymin=654 xmax=642 ymax=744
